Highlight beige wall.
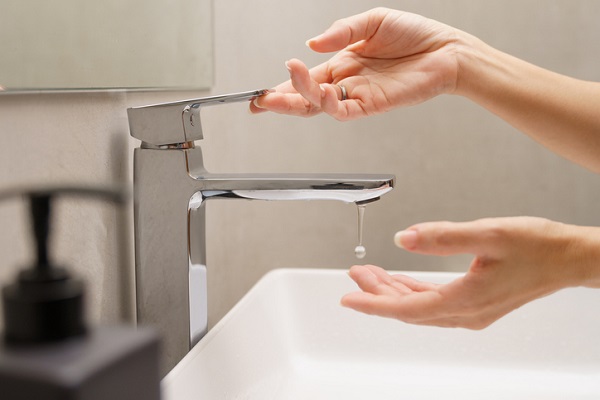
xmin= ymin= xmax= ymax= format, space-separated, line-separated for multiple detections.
xmin=1 ymin=0 xmax=600 ymax=333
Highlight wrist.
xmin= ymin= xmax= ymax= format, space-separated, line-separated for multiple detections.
xmin=567 ymin=225 xmax=600 ymax=289
xmin=451 ymin=30 xmax=504 ymax=99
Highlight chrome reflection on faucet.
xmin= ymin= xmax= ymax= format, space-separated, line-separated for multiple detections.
xmin=127 ymin=90 xmax=395 ymax=373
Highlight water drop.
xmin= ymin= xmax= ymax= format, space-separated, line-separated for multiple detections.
xmin=354 ymin=245 xmax=366 ymax=259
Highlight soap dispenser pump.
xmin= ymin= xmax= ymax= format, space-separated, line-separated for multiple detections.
xmin=0 ymin=186 xmax=161 ymax=400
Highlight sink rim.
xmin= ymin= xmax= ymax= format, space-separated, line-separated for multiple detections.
xmin=162 ymin=268 xmax=600 ymax=398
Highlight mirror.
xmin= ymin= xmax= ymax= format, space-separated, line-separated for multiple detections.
xmin=0 ymin=0 xmax=213 ymax=92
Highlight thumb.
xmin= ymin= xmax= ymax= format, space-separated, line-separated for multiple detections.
xmin=394 ymin=220 xmax=501 ymax=257
xmin=306 ymin=8 xmax=390 ymax=53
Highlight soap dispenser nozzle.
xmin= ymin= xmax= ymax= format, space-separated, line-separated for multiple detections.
xmin=0 ymin=185 xmax=127 ymax=344
xmin=30 ymin=194 xmax=51 ymax=271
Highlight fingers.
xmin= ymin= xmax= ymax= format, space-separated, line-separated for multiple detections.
xmin=342 ymin=288 xmax=495 ymax=329
xmin=391 ymin=273 xmax=440 ymax=292
xmin=341 ymin=291 xmax=408 ymax=320
xmin=286 ymin=59 xmax=324 ymax=106
xmin=341 ymin=282 xmax=446 ymax=322
xmin=249 ymin=91 xmax=320 ymax=117
xmin=347 ymin=265 xmax=440 ymax=295
xmin=249 ymin=59 xmax=326 ymax=117
xmin=320 ymin=83 xmax=367 ymax=121
xmin=306 ymin=8 xmax=392 ymax=53
xmin=286 ymin=58 xmax=358 ymax=119
xmin=394 ymin=219 xmax=505 ymax=258
xmin=249 ymin=58 xmax=361 ymax=120
xmin=347 ymin=265 xmax=412 ymax=295
xmin=342 ymin=266 xmax=490 ymax=328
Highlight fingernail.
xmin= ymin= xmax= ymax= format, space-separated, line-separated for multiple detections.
xmin=252 ymin=98 xmax=263 ymax=109
xmin=285 ymin=60 xmax=292 ymax=72
xmin=394 ymin=230 xmax=418 ymax=250
xmin=319 ymin=84 xmax=327 ymax=98
xmin=306 ymin=35 xmax=320 ymax=47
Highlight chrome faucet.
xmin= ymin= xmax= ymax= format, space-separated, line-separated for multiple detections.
xmin=127 ymin=90 xmax=395 ymax=373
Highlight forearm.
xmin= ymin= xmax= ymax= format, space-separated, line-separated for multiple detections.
xmin=454 ymin=32 xmax=600 ymax=173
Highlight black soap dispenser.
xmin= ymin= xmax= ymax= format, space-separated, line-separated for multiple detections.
xmin=0 ymin=186 xmax=161 ymax=400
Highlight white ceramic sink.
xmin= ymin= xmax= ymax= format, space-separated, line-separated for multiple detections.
xmin=162 ymin=269 xmax=600 ymax=399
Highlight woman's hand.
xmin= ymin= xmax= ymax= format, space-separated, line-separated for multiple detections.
xmin=341 ymin=217 xmax=600 ymax=329
xmin=250 ymin=7 xmax=462 ymax=120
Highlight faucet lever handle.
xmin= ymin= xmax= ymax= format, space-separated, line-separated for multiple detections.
xmin=127 ymin=89 xmax=270 ymax=146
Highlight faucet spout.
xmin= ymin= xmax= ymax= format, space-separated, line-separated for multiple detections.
xmin=185 ymin=146 xmax=393 ymax=203
xmin=194 ymin=173 xmax=394 ymax=203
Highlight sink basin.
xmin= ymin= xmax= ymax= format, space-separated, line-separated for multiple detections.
xmin=162 ymin=269 xmax=600 ymax=399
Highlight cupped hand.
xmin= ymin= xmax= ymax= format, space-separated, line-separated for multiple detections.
xmin=250 ymin=7 xmax=461 ymax=120
xmin=341 ymin=217 xmax=600 ymax=329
